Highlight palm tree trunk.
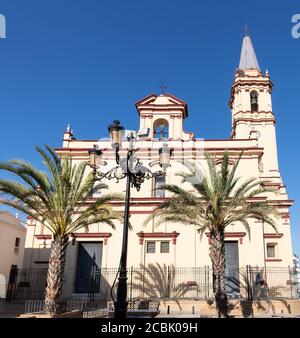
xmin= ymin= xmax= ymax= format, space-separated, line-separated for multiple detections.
xmin=209 ymin=228 xmax=229 ymax=318
xmin=44 ymin=236 xmax=69 ymax=314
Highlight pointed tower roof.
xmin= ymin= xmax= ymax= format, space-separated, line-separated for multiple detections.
xmin=239 ymin=34 xmax=260 ymax=70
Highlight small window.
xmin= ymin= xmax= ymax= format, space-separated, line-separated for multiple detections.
xmin=160 ymin=241 xmax=170 ymax=253
xmin=15 ymin=237 xmax=20 ymax=248
xmin=267 ymin=244 xmax=276 ymax=258
xmin=146 ymin=242 xmax=156 ymax=254
xmin=154 ymin=175 xmax=166 ymax=198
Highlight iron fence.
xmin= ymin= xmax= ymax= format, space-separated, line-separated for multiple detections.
xmin=25 ymin=298 xmax=108 ymax=316
xmin=246 ymin=266 xmax=295 ymax=300
xmin=6 ymin=265 xmax=298 ymax=303
xmin=6 ymin=267 xmax=48 ymax=301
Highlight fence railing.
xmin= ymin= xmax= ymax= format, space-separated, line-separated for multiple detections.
xmin=6 ymin=267 xmax=48 ymax=301
xmin=6 ymin=265 xmax=299 ymax=303
xmin=25 ymin=298 xmax=108 ymax=315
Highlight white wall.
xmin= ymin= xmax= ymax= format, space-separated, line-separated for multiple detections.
xmin=0 ymin=212 xmax=26 ymax=298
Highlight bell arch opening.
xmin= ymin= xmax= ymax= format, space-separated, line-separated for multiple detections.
xmin=153 ymin=119 xmax=169 ymax=140
xmin=250 ymin=91 xmax=259 ymax=112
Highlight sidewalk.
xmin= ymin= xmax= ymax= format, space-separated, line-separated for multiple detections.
xmin=157 ymin=312 xmax=300 ymax=318
xmin=0 ymin=300 xmax=25 ymax=318
xmin=1 ymin=301 xmax=299 ymax=319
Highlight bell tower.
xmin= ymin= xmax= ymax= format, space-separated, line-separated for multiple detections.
xmin=229 ymin=33 xmax=279 ymax=176
xmin=135 ymin=93 xmax=191 ymax=141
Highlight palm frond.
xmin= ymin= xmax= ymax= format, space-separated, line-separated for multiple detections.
xmin=0 ymin=145 xmax=122 ymax=237
xmin=147 ymin=152 xmax=279 ymax=243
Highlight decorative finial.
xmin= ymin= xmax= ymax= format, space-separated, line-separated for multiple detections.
xmin=244 ymin=24 xmax=248 ymax=37
xmin=266 ymin=69 xmax=269 ymax=75
xmin=66 ymin=123 xmax=71 ymax=132
xmin=158 ymin=83 xmax=167 ymax=96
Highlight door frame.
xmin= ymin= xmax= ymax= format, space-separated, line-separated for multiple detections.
xmin=73 ymin=241 xmax=103 ymax=295
xmin=224 ymin=240 xmax=240 ymax=298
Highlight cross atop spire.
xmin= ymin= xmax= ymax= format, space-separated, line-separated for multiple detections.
xmin=239 ymin=32 xmax=260 ymax=71
xmin=244 ymin=24 xmax=248 ymax=37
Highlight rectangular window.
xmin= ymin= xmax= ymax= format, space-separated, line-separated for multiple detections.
xmin=160 ymin=241 xmax=170 ymax=253
xmin=267 ymin=244 xmax=276 ymax=258
xmin=146 ymin=241 xmax=156 ymax=254
xmin=154 ymin=175 xmax=166 ymax=198
xmin=15 ymin=237 xmax=20 ymax=248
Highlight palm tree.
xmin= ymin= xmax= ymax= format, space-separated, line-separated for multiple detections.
xmin=0 ymin=145 xmax=122 ymax=314
xmin=144 ymin=153 xmax=279 ymax=318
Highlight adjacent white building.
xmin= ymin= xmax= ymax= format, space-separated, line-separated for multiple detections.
xmin=0 ymin=211 xmax=26 ymax=298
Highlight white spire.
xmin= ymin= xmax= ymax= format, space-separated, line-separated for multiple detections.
xmin=239 ymin=34 xmax=260 ymax=70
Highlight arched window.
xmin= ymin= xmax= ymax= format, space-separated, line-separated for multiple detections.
xmin=153 ymin=119 xmax=169 ymax=140
xmin=250 ymin=91 xmax=259 ymax=112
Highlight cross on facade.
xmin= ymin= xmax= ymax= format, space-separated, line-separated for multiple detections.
xmin=159 ymin=83 xmax=167 ymax=95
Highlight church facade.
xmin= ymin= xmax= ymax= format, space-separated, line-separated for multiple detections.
xmin=23 ymin=34 xmax=294 ymax=297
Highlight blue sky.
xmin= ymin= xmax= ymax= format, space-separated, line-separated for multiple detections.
xmin=0 ymin=0 xmax=299 ymax=255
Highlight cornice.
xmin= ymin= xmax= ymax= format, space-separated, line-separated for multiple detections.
xmin=137 ymin=231 xmax=180 ymax=245
xmin=205 ymin=232 xmax=247 ymax=244
xmin=233 ymin=117 xmax=276 ymax=124
xmin=264 ymin=233 xmax=284 ymax=239
xmin=233 ymin=110 xmax=275 ymax=117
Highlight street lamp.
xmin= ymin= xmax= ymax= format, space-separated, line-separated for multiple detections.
xmin=108 ymin=120 xmax=123 ymax=146
xmin=159 ymin=143 xmax=171 ymax=171
xmin=88 ymin=145 xmax=102 ymax=175
xmin=88 ymin=120 xmax=170 ymax=319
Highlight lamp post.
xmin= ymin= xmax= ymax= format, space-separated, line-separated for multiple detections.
xmin=88 ymin=120 xmax=170 ymax=319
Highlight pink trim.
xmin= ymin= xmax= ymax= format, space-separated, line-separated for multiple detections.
xmin=264 ymin=233 xmax=283 ymax=239
xmin=131 ymin=197 xmax=165 ymax=201
xmin=266 ymin=200 xmax=294 ymax=205
xmin=233 ymin=110 xmax=274 ymax=117
xmin=35 ymin=235 xmax=52 ymax=240
xmin=72 ymin=232 xmax=112 ymax=245
xmin=137 ymin=231 xmax=180 ymax=245
xmin=134 ymin=92 xmax=157 ymax=106
xmin=204 ymin=138 xmax=253 ymax=142
xmin=129 ymin=211 xmax=155 ymax=215
xmin=206 ymin=232 xmax=246 ymax=245
xmin=70 ymin=139 xmax=98 ymax=142
xmin=26 ymin=216 xmax=36 ymax=226
xmin=266 ymin=259 xmax=283 ymax=262
xmin=234 ymin=118 xmax=275 ymax=124
xmin=55 ymin=146 xmax=264 ymax=155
